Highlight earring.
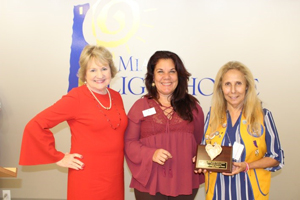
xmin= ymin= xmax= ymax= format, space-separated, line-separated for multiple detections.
xmin=152 ymin=82 xmax=155 ymax=87
xmin=84 ymin=81 xmax=87 ymax=84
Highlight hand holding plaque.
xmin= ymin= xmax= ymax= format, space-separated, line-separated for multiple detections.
xmin=195 ymin=143 xmax=232 ymax=173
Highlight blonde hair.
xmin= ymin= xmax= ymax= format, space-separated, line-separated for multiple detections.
xmin=210 ymin=61 xmax=263 ymax=134
xmin=78 ymin=45 xmax=117 ymax=82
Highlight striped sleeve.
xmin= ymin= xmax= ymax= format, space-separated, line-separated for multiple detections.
xmin=263 ymin=108 xmax=285 ymax=171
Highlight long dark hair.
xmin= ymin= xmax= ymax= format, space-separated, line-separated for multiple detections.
xmin=144 ymin=51 xmax=199 ymax=122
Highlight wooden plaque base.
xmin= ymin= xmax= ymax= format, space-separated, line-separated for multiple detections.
xmin=195 ymin=145 xmax=232 ymax=173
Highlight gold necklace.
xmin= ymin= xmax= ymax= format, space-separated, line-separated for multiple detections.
xmin=87 ymin=85 xmax=112 ymax=110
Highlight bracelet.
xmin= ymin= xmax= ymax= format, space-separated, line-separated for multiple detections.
xmin=244 ymin=162 xmax=249 ymax=172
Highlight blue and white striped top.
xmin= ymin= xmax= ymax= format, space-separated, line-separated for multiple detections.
xmin=201 ymin=108 xmax=284 ymax=200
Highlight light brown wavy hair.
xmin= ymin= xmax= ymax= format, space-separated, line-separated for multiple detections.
xmin=78 ymin=45 xmax=117 ymax=82
xmin=210 ymin=61 xmax=263 ymax=135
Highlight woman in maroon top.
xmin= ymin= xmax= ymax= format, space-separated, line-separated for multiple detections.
xmin=125 ymin=51 xmax=205 ymax=200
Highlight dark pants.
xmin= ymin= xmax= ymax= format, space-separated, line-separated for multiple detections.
xmin=134 ymin=188 xmax=199 ymax=200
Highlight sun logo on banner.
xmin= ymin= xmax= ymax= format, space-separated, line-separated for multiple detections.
xmin=68 ymin=0 xmax=153 ymax=92
xmin=91 ymin=0 xmax=140 ymax=49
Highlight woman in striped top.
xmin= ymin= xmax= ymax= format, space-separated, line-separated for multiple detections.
xmin=195 ymin=61 xmax=284 ymax=200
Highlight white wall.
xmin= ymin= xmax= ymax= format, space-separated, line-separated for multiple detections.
xmin=0 ymin=0 xmax=299 ymax=199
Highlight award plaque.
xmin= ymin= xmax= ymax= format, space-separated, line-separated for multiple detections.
xmin=195 ymin=144 xmax=233 ymax=173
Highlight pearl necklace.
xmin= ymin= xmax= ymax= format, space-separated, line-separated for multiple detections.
xmin=87 ymin=85 xmax=112 ymax=110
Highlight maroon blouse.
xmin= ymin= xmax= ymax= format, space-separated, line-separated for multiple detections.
xmin=125 ymin=98 xmax=205 ymax=196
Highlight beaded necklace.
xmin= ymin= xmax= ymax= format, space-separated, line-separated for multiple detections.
xmin=86 ymin=86 xmax=121 ymax=130
xmin=86 ymin=85 xmax=111 ymax=110
xmin=96 ymin=103 xmax=122 ymax=130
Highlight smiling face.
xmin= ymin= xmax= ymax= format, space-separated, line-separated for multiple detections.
xmin=153 ymin=58 xmax=178 ymax=99
xmin=85 ymin=58 xmax=111 ymax=94
xmin=222 ymin=69 xmax=247 ymax=110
